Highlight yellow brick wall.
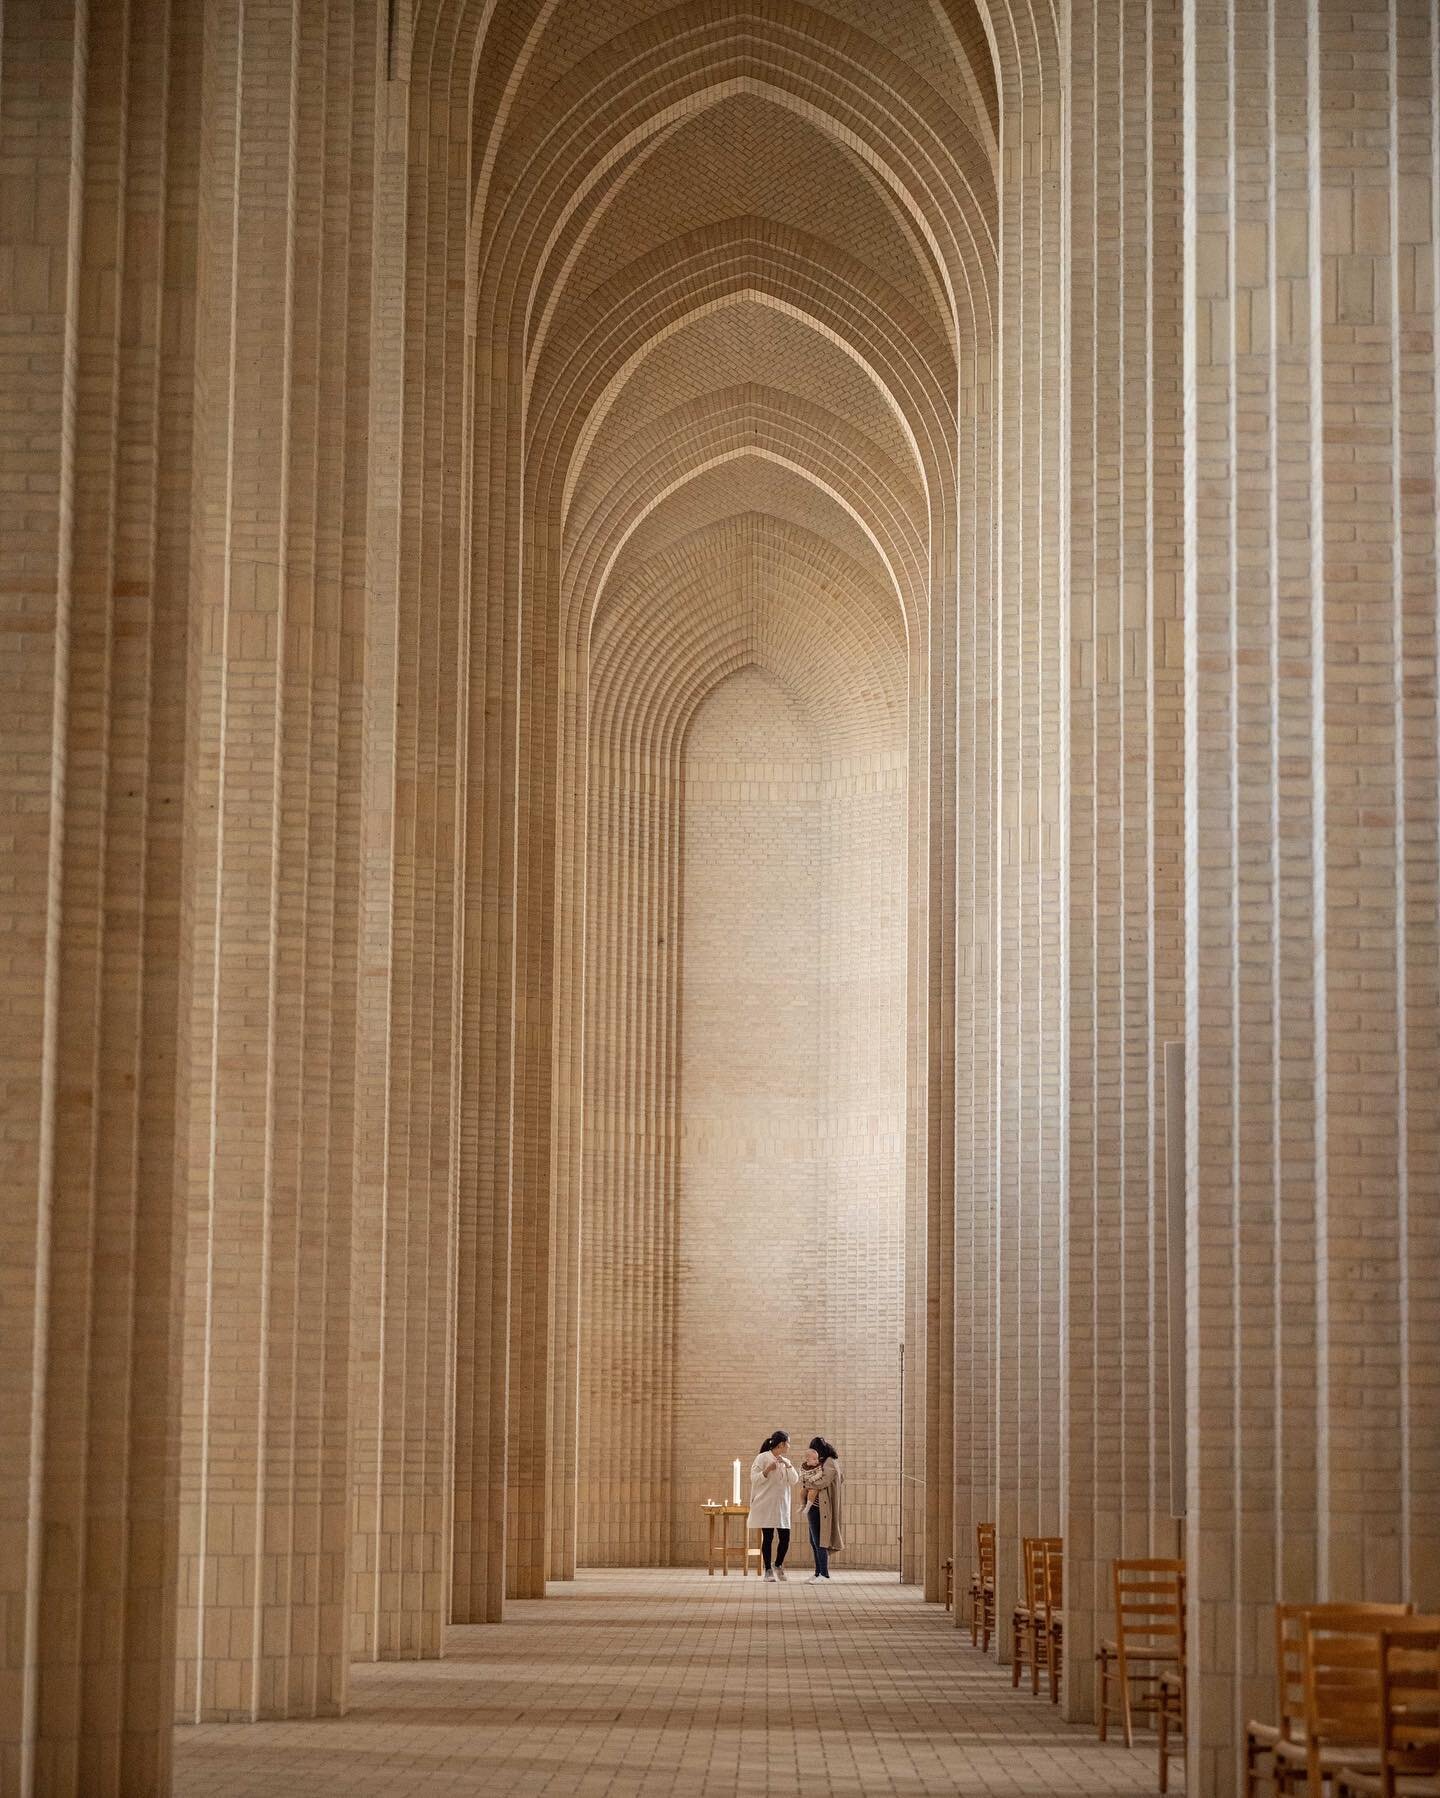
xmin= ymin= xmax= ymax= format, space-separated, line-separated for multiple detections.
xmin=573 ymin=515 xmax=909 ymax=1571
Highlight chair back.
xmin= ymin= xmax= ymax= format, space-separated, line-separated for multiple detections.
xmin=1301 ymin=1608 xmax=1413 ymax=1762
xmin=1112 ymin=1558 xmax=1186 ymax=1678
xmin=1272 ymin=1603 xmax=1413 ymax=1742
xmin=1023 ymin=1538 xmax=1062 ymax=1614
xmin=1041 ymin=1538 xmax=1063 ymax=1623
xmin=1378 ymin=1624 xmax=1440 ymax=1791
xmin=977 ymin=1522 xmax=995 ymax=1583
xmin=1020 ymin=1537 xmax=1044 ymax=1613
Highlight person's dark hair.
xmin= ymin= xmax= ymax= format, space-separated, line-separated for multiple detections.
xmin=809 ymin=1436 xmax=838 ymax=1462
xmin=759 ymin=1429 xmax=790 ymax=1454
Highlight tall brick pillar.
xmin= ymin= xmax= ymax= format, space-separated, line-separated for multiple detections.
xmin=175 ymin=0 xmax=386 ymax=1722
xmin=1183 ymin=0 xmax=1440 ymax=1785
xmin=1 ymin=0 xmax=194 ymax=1788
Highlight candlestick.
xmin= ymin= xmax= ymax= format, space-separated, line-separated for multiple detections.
xmin=732 ymin=1458 xmax=741 ymax=1505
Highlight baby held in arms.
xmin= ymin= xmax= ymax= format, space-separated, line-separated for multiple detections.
xmin=798 ymin=1436 xmax=842 ymax=1580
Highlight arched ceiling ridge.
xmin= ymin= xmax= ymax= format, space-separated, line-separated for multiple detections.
xmin=526 ymin=215 xmax=954 ymax=410
xmin=968 ymin=0 xmax=1060 ymax=110
xmin=577 ymin=460 xmax=924 ymax=654
xmin=586 ymin=478 xmax=909 ymax=661
xmin=562 ymin=410 xmax=929 ymax=638
xmin=563 ymin=386 xmax=929 ymax=561
xmin=923 ymin=0 xmax=1000 ymax=155
xmin=401 ymin=0 xmax=991 ymax=730
xmin=520 ymin=118 xmax=694 ymax=368
xmin=486 ymin=85 xmax=972 ymax=357
xmin=552 ymin=292 xmax=937 ymax=529
xmin=610 ymin=458 xmax=890 ymax=591
xmin=461 ymin=0 xmax=562 ymax=228
xmin=591 ymin=603 xmax=903 ymax=765
xmin=591 ymin=634 xmax=902 ymax=783
xmin=528 ymin=276 xmax=956 ymax=571
xmin=406 ymin=0 xmax=480 ymax=93
xmin=520 ymin=88 xmax=956 ymax=358
xmin=468 ymin=8 xmax=1000 ymax=344
xmin=594 ymin=510 xmax=901 ymax=646
xmin=532 ymin=267 xmax=953 ymax=518
xmin=409 ymin=0 xmax=1004 ymax=308
xmin=683 ymin=652 xmax=900 ymax=766
xmin=589 ymin=517 xmax=905 ymax=758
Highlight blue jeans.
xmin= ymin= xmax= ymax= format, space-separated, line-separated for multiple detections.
xmin=807 ymin=1504 xmax=829 ymax=1577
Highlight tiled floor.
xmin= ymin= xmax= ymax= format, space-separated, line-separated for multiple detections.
xmin=174 ymin=1569 xmax=1173 ymax=1796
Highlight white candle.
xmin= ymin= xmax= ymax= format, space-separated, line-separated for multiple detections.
xmin=732 ymin=1458 xmax=741 ymax=1505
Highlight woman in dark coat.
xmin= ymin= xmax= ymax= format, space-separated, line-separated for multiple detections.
xmin=798 ymin=1436 xmax=843 ymax=1580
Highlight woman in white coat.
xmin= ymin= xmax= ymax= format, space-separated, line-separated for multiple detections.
xmin=749 ymin=1430 xmax=800 ymax=1581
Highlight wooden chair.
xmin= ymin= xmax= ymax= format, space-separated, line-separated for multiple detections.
xmin=968 ymin=1523 xmax=996 ymax=1650
xmin=1246 ymin=1604 xmax=1319 ymax=1797
xmin=1011 ymin=1537 xmax=1063 ymax=1699
xmin=1335 ymin=1625 xmax=1440 ymax=1798
xmin=1247 ymin=1604 xmax=1414 ymax=1797
xmin=1036 ymin=1537 xmax=1064 ymax=1703
xmin=1274 ymin=1609 xmax=1429 ymax=1796
xmin=1012 ymin=1537 xmax=1042 ymax=1688
xmin=1158 ymin=1669 xmax=1184 ymax=1795
xmin=1096 ymin=1558 xmax=1186 ymax=1746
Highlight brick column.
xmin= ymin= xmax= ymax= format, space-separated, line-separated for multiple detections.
xmin=0 ymin=1 xmax=194 ymax=1787
xmin=1182 ymin=0 xmax=1439 ymax=1785
xmin=348 ymin=31 xmax=465 ymax=1661
xmin=176 ymin=0 xmax=383 ymax=1720
xmin=1062 ymin=0 xmax=1186 ymax=1722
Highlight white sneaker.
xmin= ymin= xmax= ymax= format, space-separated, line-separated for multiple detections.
xmin=774 ymin=1567 xmax=787 ymax=1581
xmin=762 ymin=1569 xmax=776 ymax=1582
xmin=807 ymin=1574 xmax=825 ymax=1582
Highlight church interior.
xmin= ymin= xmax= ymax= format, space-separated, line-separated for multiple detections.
xmin=2 ymin=0 xmax=1438 ymax=1793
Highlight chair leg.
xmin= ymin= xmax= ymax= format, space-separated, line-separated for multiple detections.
xmin=1048 ymin=1639 xmax=1060 ymax=1705
xmin=1119 ymin=1665 xmax=1134 ymax=1750
xmin=1030 ymin=1625 xmax=1040 ymax=1695
xmin=1158 ymin=1706 xmax=1169 ymax=1796
xmin=1097 ymin=1655 xmax=1108 ymax=1741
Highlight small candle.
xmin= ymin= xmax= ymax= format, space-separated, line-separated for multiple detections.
xmin=732 ymin=1458 xmax=741 ymax=1505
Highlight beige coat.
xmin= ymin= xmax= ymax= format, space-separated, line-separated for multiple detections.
xmin=804 ymin=1458 xmax=844 ymax=1552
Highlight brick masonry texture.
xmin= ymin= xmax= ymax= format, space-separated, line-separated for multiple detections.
xmin=0 ymin=2 xmax=1436 ymax=1796
xmin=172 ymin=1568 xmax=1169 ymax=1797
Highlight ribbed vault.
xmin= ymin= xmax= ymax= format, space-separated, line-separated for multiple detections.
xmin=420 ymin=0 xmax=1008 ymax=1610
xmin=393 ymin=0 xmax=1061 ymax=1668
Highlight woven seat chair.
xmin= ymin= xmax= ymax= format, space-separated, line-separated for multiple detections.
xmin=1247 ymin=1604 xmax=1414 ymax=1796
xmin=968 ymin=1522 xmax=996 ymax=1650
xmin=1096 ymin=1558 xmax=1185 ymax=1746
xmin=1012 ymin=1537 xmax=1043 ymax=1689
xmin=1158 ymin=1668 xmax=1184 ymax=1794
xmin=1275 ymin=1610 xmax=1437 ymax=1797
xmin=1334 ymin=1624 xmax=1440 ymax=1798
xmin=1035 ymin=1537 xmax=1063 ymax=1703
